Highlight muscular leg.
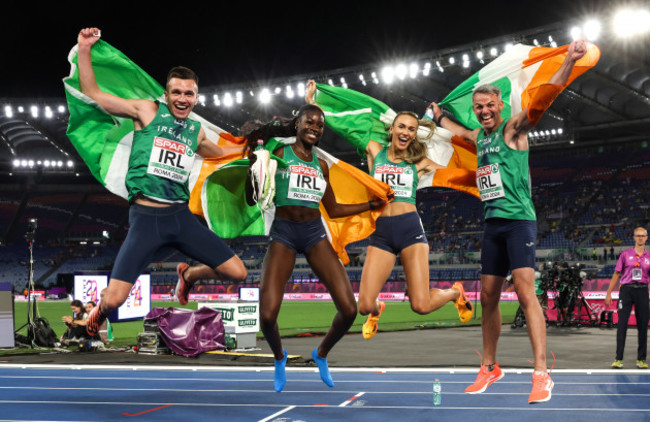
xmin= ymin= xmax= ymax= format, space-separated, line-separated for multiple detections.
xmin=480 ymin=274 xmax=505 ymax=366
xmin=358 ymin=246 xmax=396 ymax=316
xmin=512 ymin=267 xmax=547 ymax=372
xmin=401 ymin=243 xmax=459 ymax=314
xmin=259 ymin=242 xmax=296 ymax=360
xmin=306 ymin=240 xmax=357 ymax=357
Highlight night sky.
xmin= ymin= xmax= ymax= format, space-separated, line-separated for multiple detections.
xmin=0 ymin=1 xmax=613 ymax=99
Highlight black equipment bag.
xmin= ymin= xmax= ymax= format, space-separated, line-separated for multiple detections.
xmin=28 ymin=317 xmax=58 ymax=347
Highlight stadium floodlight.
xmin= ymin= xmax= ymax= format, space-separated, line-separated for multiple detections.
xmin=274 ymin=87 xmax=281 ymax=94
xmin=223 ymin=93 xmax=233 ymax=107
xmin=395 ymin=63 xmax=408 ymax=80
xmin=213 ymin=94 xmax=220 ymax=106
xmin=236 ymin=91 xmax=243 ymax=104
xmin=570 ymin=26 xmax=582 ymax=41
xmin=4 ymin=105 xmax=12 ymax=118
xmin=490 ymin=47 xmax=498 ymax=57
xmin=409 ymin=63 xmax=419 ymax=79
xmin=18 ymin=106 xmax=24 ymax=113
xmin=583 ymin=19 xmax=601 ymax=41
xmin=57 ymin=161 xmax=63 ymax=167
xmin=358 ymin=74 xmax=365 ymax=81
xmin=296 ymin=83 xmax=305 ymax=97
xmin=462 ymin=61 xmax=470 ymax=68
xmin=198 ymin=95 xmax=206 ymax=106
xmin=551 ymin=129 xmax=557 ymax=135
xmin=613 ymin=8 xmax=650 ymax=38
xmin=67 ymin=160 xmax=74 ymax=167
xmin=12 ymin=159 xmax=19 ymax=167
xmin=30 ymin=105 xmax=38 ymax=118
xmin=533 ymin=39 xmax=539 ymax=46
xmin=550 ymin=41 xmax=558 ymax=48
xmin=28 ymin=160 xmax=34 ymax=168
xmin=328 ymin=79 xmax=334 ymax=86
xmin=259 ymin=88 xmax=272 ymax=104
xmin=58 ymin=105 xmax=66 ymax=113
xmin=381 ymin=66 xmax=395 ymax=84
xmin=21 ymin=160 xmax=27 ymax=167
xmin=476 ymin=51 xmax=484 ymax=60
xmin=45 ymin=107 xmax=53 ymax=119
xmin=44 ymin=160 xmax=50 ymax=167
xmin=448 ymin=56 xmax=455 ymax=65
xmin=285 ymin=86 xmax=294 ymax=99
xmin=558 ymin=128 xmax=564 ymax=135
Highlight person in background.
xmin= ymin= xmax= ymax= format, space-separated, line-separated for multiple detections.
xmin=605 ymin=227 xmax=650 ymax=369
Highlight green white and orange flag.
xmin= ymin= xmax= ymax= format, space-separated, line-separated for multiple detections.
xmin=63 ymin=41 xmax=391 ymax=262
xmin=313 ymin=84 xmax=479 ymax=198
xmin=63 ymin=40 xmax=247 ymax=215
xmin=439 ymin=42 xmax=601 ymax=128
xmin=201 ymin=137 xmax=393 ymax=265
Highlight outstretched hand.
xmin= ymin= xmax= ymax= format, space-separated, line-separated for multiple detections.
xmin=78 ymin=27 xmax=101 ymax=48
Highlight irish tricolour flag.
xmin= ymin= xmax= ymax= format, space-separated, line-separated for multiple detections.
xmin=314 ymin=84 xmax=479 ymax=198
xmin=201 ymin=137 xmax=393 ymax=265
xmin=63 ymin=40 xmax=248 ymax=217
xmin=439 ymin=42 xmax=601 ymax=129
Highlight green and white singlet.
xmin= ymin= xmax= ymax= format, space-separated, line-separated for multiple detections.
xmin=125 ymin=103 xmax=200 ymax=203
xmin=475 ymin=121 xmax=536 ymax=220
xmin=274 ymin=145 xmax=326 ymax=209
xmin=371 ymin=147 xmax=418 ymax=205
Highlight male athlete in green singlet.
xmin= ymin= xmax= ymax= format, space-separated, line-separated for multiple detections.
xmin=429 ymin=39 xmax=587 ymax=403
xmin=76 ymin=28 xmax=247 ymax=336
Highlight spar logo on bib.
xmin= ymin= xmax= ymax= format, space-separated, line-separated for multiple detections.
xmin=147 ymin=136 xmax=194 ymax=183
xmin=287 ymin=164 xmax=325 ymax=203
xmin=476 ymin=163 xmax=505 ymax=201
xmin=374 ymin=165 xmax=413 ymax=197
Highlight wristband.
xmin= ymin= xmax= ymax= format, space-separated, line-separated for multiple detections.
xmin=368 ymin=201 xmax=376 ymax=210
xmin=435 ymin=114 xmax=446 ymax=126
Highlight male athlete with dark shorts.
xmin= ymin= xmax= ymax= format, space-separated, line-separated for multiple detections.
xmin=76 ymin=28 xmax=247 ymax=335
xmin=429 ymin=39 xmax=587 ymax=403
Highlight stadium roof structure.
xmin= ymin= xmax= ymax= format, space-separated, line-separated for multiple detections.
xmin=1 ymin=16 xmax=650 ymax=183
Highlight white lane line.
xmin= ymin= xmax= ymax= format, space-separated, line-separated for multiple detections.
xmin=339 ymin=392 xmax=365 ymax=407
xmin=257 ymin=405 xmax=295 ymax=422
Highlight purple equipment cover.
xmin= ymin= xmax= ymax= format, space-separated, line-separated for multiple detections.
xmin=145 ymin=307 xmax=225 ymax=357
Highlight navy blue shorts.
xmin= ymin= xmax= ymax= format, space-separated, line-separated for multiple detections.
xmin=369 ymin=212 xmax=427 ymax=255
xmin=481 ymin=218 xmax=537 ymax=277
xmin=269 ymin=217 xmax=328 ymax=254
xmin=111 ymin=203 xmax=235 ymax=283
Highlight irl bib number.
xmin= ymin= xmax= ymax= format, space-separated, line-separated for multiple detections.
xmin=147 ymin=137 xmax=194 ymax=183
xmin=476 ymin=163 xmax=505 ymax=201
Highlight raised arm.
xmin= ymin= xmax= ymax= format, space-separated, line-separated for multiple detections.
xmin=427 ymin=102 xmax=479 ymax=145
xmin=77 ymin=28 xmax=155 ymax=125
xmin=507 ymin=39 xmax=588 ymax=136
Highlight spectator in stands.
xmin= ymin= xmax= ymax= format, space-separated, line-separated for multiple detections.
xmin=61 ymin=299 xmax=89 ymax=343
xmin=605 ymin=227 xmax=650 ymax=369
xmin=76 ymin=27 xmax=248 ymax=337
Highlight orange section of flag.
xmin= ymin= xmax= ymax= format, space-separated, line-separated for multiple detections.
xmin=319 ymin=159 xmax=393 ymax=265
xmin=188 ymin=133 xmax=246 ymax=216
xmin=522 ymin=43 xmax=601 ymax=125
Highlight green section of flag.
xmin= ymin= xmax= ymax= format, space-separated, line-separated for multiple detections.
xmin=439 ymin=73 xmax=512 ymax=130
xmin=315 ymin=83 xmax=391 ymax=154
xmin=63 ymin=40 xmax=164 ymax=187
xmin=203 ymin=160 xmax=269 ymax=238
